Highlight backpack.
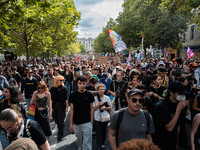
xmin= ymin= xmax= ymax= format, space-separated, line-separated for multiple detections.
xmin=115 ymin=109 xmax=151 ymax=147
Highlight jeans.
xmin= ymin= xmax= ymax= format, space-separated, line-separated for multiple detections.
xmin=73 ymin=122 xmax=92 ymax=150
xmin=25 ymin=98 xmax=31 ymax=110
xmin=0 ymin=130 xmax=10 ymax=150
xmin=53 ymin=104 xmax=66 ymax=137
xmin=64 ymin=81 xmax=70 ymax=100
xmin=95 ymin=121 xmax=108 ymax=149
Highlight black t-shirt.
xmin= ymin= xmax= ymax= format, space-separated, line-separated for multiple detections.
xmin=50 ymin=86 xmax=68 ymax=110
xmin=69 ymin=90 xmax=94 ymax=125
xmin=8 ymin=119 xmax=46 ymax=147
xmin=109 ymin=80 xmax=127 ymax=100
xmin=153 ymin=98 xmax=187 ymax=150
xmin=148 ymin=86 xmax=166 ymax=104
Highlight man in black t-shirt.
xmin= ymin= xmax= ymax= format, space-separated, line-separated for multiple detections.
xmin=0 ymin=109 xmax=50 ymax=150
xmin=153 ymin=81 xmax=189 ymax=150
xmin=69 ymin=75 xmax=94 ymax=150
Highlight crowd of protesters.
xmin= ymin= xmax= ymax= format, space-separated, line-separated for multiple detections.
xmin=0 ymin=55 xmax=199 ymax=150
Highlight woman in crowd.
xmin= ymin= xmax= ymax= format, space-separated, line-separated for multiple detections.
xmin=62 ymin=64 xmax=73 ymax=100
xmin=30 ymin=81 xmax=52 ymax=138
xmin=50 ymin=75 xmax=68 ymax=142
xmin=93 ymin=83 xmax=111 ymax=149
xmin=147 ymin=74 xmax=166 ymax=104
xmin=0 ymin=86 xmax=27 ymax=149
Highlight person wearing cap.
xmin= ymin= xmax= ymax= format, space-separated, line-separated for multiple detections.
xmin=153 ymin=81 xmax=189 ymax=150
xmin=99 ymin=73 xmax=112 ymax=95
xmin=21 ymin=69 xmax=38 ymax=109
xmin=108 ymin=89 xmax=155 ymax=150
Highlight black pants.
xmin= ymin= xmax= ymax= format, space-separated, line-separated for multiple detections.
xmin=95 ymin=121 xmax=108 ymax=148
xmin=53 ymin=104 xmax=66 ymax=137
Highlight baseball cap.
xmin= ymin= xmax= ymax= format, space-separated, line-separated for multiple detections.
xmin=128 ymin=89 xmax=145 ymax=98
xmin=102 ymin=73 xmax=107 ymax=80
xmin=158 ymin=61 xmax=165 ymax=66
xmin=168 ymin=81 xmax=189 ymax=95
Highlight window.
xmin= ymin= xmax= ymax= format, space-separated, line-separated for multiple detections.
xmin=190 ymin=25 xmax=195 ymax=40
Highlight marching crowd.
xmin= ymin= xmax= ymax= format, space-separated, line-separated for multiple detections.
xmin=0 ymin=56 xmax=200 ymax=150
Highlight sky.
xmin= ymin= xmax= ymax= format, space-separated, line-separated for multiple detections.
xmin=74 ymin=0 xmax=124 ymax=38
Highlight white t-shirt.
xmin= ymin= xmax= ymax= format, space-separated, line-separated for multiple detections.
xmin=93 ymin=95 xmax=111 ymax=121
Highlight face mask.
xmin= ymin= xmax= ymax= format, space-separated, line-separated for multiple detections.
xmin=176 ymin=95 xmax=186 ymax=101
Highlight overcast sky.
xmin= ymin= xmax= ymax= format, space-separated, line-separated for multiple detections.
xmin=74 ymin=0 xmax=124 ymax=38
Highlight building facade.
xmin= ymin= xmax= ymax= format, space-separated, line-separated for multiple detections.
xmin=77 ymin=37 xmax=94 ymax=52
xmin=182 ymin=23 xmax=200 ymax=60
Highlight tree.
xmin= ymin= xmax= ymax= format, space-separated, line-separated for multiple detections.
xmin=79 ymin=44 xmax=86 ymax=53
xmin=93 ymin=18 xmax=116 ymax=53
xmin=67 ymin=42 xmax=81 ymax=55
xmin=0 ymin=0 xmax=80 ymax=62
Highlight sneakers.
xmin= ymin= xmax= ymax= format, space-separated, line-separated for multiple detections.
xmin=57 ymin=135 xmax=63 ymax=142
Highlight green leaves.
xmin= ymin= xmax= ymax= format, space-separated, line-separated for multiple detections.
xmin=0 ymin=0 xmax=80 ymax=62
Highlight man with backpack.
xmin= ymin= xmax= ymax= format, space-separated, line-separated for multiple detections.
xmin=108 ymin=89 xmax=155 ymax=149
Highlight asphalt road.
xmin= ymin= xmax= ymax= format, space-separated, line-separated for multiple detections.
xmin=49 ymin=111 xmax=111 ymax=150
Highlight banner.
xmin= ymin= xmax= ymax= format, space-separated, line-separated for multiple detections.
xmin=164 ymin=46 xmax=168 ymax=57
xmin=187 ymin=47 xmax=194 ymax=60
xmin=141 ymin=35 xmax=144 ymax=60
xmin=97 ymin=56 xmax=108 ymax=65
xmin=107 ymin=29 xmax=127 ymax=53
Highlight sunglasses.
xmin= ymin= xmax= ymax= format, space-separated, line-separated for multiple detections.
xmin=60 ymin=80 xmax=64 ymax=82
xmin=38 ymin=87 xmax=44 ymax=90
xmin=131 ymin=98 xmax=144 ymax=103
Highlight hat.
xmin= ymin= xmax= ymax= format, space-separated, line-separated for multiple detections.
xmin=26 ymin=69 xmax=33 ymax=73
xmin=102 ymin=73 xmax=107 ymax=80
xmin=128 ymin=89 xmax=145 ymax=98
xmin=188 ymin=62 xmax=198 ymax=68
xmin=158 ymin=68 xmax=167 ymax=72
xmin=168 ymin=81 xmax=189 ymax=95
xmin=158 ymin=61 xmax=165 ymax=66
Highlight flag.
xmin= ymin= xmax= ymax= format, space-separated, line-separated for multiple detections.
xmin=164 ymin=46 xmax=168 ymax=57
xmin=107 ymin=29 xmax=127 ymax=53
xmin=92 ymin=54 xmax=95 ymax=61
xmin=187 ymin=47 xmax=194 ymax=60
xmin=141 ymin=35 xmax=144 ymax=60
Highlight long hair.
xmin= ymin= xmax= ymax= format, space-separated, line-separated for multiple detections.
xmin=54 ymin=75 xmax=64 ymax=88
xmin=37 ymin=81 xmax=48 ymax=92
xmin=4 ymin=86 xmax=23 ymax=104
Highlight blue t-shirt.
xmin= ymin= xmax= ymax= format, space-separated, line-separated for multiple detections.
xmin=99 ymin=77 xmax=112 ymax=93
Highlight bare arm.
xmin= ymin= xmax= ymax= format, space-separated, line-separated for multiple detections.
xmin=39 ymin=140 xmax=50 ymax=150
xmin=30 ymin=91 xmax=37 ymax=105
xmin=47 ymin=92 xmax=52 ymax=120
xmin=69 ymin=103 xmax=74 ymax=133
xmin=108 ymin=128 xmax=117 ymax=150
xmin=90 ymin=103 xmax=94 ymax=124
xmin=190 ymin=114 xmax=200 ymax=150
xmin=65 ymin=100 xmax=68 ymax=112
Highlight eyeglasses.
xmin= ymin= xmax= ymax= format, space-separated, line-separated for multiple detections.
xmin=38 ymin=87 xmax=44 ymax=90
xmin=60 ymin=80 xmax=64 ymax=82
xmin=131 ymin=98 xmax=144 ymax=103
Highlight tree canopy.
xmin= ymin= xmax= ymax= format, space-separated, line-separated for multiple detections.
xmin=94 ymin=0 xmax=196 ymax=54
xmin=0 ymin=0 xmax=81 ymax=62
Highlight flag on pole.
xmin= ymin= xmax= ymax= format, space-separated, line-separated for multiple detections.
xmin=92 ymin=54 xmax=95 ymax=61
xmin=187 ymin=47 xmax=194 ymax=60
xmin=164 ymin=46 xmax=168 ymax=57
xmin=107 ymin=29 xmax=127 ymax=53
xmin=141 ymin=35 xmax=144 ymax=60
